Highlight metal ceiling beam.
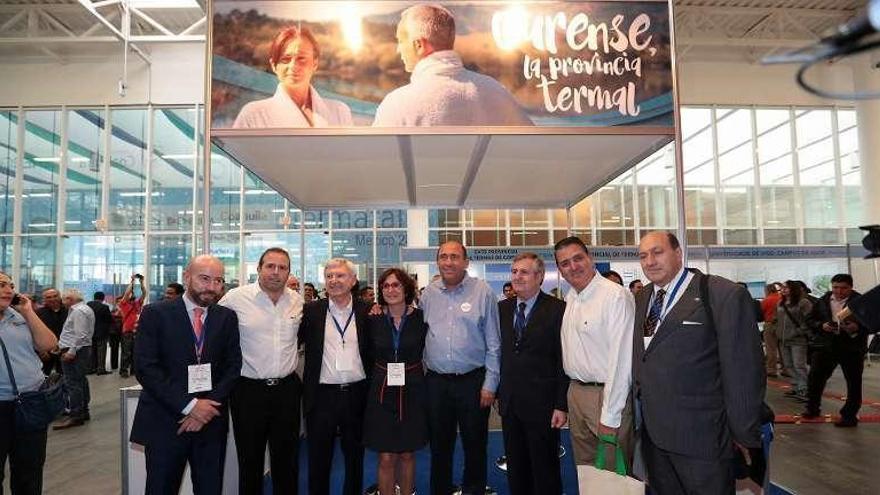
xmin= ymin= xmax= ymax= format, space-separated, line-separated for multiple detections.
xmin=76 ymin=0 xmax=151 ymax=64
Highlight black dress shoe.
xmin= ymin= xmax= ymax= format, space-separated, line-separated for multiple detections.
xmin=834 ymin=417 xmax=858 ymax=427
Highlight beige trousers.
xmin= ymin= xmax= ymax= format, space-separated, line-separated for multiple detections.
xmin=567 ymin=380 xmax=634 ymax=471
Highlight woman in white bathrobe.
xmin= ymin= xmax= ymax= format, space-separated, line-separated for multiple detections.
xmin=233 ymin=26 xmax=353 ymax=128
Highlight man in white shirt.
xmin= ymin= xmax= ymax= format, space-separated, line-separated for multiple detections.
xmin=553 ymin=236 xmax=635 ymax=467
xmin=373 ymin=4 xmax=533 ymax=127
xmin=53 ymin=289 xmax=95 ymax=429
xmin=299 ymin=258 xmax=372 ymax=495
xmin=219 ymin=247 xmax=305 ymax=495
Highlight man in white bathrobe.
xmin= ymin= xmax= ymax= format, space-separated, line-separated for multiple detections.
xmin=373 ymin=4 xmax=534 ymax=127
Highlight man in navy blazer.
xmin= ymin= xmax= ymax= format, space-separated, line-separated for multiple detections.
xmin=130 ymin=255 xmax=242 ymax=495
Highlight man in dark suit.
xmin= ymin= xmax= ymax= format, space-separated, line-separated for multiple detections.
xmin=497 ymin=252 xmax=568 ymax=495
xmin=87 ymin=292 xmax=113 ymax=375
xmin=130 ymin=255 xmax=242 ymax=495
xmin=803 ymin=273 xmax=869 ymax=427
xmin=299 ymin=258 xmax=372 ymax=495
xmin=633 ymin=231 xmax=764 ymax=495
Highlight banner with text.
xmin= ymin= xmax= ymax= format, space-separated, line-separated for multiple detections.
xmin=211 ymin=0 xmax=673 ymax=131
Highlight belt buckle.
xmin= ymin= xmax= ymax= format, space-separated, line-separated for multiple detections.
xmin=338 ymin=383 xmax=350 ymax=390
xmin=265 ymin=378 xmax=279 ymax=386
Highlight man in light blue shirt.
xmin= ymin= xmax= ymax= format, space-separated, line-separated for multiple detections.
xmin=420 ymin=240 xmax=501 ymax=495
xmin=54 ymin=289 xmax=95 ymax=429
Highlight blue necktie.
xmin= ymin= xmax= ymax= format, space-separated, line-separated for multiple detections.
xmin=514 ymin=302 xmax=527 ymax=342
xmin=644 ymin=289 xmax=666 ymax=337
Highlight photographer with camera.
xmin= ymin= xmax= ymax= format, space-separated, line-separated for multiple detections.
xmin=118 ymin=274 xmax=146 ymax=378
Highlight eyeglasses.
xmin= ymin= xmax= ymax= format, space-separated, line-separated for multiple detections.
xmin=0 ymin=281 xmax=14 ymax=290
xmin=382 ymin=281 xmax=402 ymax=290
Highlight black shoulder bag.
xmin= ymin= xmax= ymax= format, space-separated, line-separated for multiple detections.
xmin=0 ymin=334 xmax=65 ymax=432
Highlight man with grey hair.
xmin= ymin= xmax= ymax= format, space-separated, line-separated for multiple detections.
xmin=373 ymin=3 xmax=533 ymax=127
xmin=497 ymin=252 xmax=568 ymax=495
xmin=299 ymin=258 xmax=373 ymax=495
xmin=53 ymin=288 xmax=96 ymax=429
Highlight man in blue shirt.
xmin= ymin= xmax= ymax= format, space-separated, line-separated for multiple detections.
xmin=420 ymin=240 xmax=501 ymax=495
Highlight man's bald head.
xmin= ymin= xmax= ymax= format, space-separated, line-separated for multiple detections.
xmin=184 ymin=255 xmax=226 ymax=306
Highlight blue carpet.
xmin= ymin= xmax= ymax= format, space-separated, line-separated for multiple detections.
xmin=263 ymin=430 xmax=795 ymax=494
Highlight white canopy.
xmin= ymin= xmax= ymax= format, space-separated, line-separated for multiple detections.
xmin=212 ymin=129 xmax=673 ymax=210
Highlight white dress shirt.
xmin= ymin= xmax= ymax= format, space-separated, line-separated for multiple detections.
xmin=319 ymin=296 xmax=366 ymax=384
xmin=58 ymin=301 xmax=95 ymax=354
xmin=219 ymin=283 xmax=303 ymax=379
xmin=561 ymin=272 xmax=635 ymax=428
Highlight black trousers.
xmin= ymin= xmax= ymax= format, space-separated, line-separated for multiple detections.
xmin=90 ymin=337 xmax=108 ymax=373
xmin=806 ymin=346 xmax=864 ymax=419
xmin=641 ymin=427 xmax=734 ymax=495
xmin=231 ymin=375 xmax=302 ymax=495
xmin=120 ymin=333 xmax=135 ymax=375
xmin=0 ymin=401 xmax=48 ymax=495
xmin=108 ymin=333 xmax=120 ymax=370
xmin=501 ymin=409 xmax=561 ymax=495
xmin=306 ymin=381 xmax=367 ymax=495
xmin=426 ymin=368 xmax=490 ymax=495
xmin=143 ymin=429 xmax=227 ymax=495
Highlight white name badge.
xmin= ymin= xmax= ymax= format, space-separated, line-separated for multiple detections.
xmin=335 ymin=353 xmax=354 ymax=372
xmin=188 ymin=363 xmax=212 ymax=393
xmin=643 ymin=336 xmax=654 ymax=350
xmin=387 ymin=362 xmax=405 ymax=386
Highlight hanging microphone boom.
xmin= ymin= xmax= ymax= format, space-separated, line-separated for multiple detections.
xmin=762 ymin=0 xmax=880 ymax=100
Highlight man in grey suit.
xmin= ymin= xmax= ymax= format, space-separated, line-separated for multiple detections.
xmin=633 ymin=231 xmax=765 ymax=494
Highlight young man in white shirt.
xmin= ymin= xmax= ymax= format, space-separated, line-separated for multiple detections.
xmin=554 ymin=236 xmax=635 ymax=468
xmin=219 ymin=247 xmax=304 ymax=494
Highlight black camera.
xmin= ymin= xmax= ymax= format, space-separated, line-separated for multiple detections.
xmin=134 ymin=274 xmax=144 ymax=280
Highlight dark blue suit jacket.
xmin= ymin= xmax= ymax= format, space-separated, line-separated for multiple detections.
xmin=130 ymin=297 xmax=241 ymax=447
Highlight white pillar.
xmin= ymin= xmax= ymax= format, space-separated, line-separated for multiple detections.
xmin=854 ymin=53 xmax=880 ymax=225
xmin=406 ymin=209 xmax=431 ymax=288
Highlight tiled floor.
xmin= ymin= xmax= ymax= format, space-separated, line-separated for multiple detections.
xmin=9 ymin=357 xmax=880 ymax=494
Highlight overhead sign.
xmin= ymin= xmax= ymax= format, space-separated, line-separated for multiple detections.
xmin=400 ymin=245 xmax=864 ymax=263
xmin=210 ymin=1 xmax=673 ymax=131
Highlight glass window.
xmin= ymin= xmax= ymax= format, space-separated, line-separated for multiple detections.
xmin=464 ymin=210 xmax=505 ymax=229
xmin=761 ymin=187 xmax=796 ymax=227
xmin=333 ymin=210 xmax=373 ymax=229
xmin=331 ymin=231 xmax=373 ymax=283
xmin=65 ymin=109 xmax=105 ymax=233
xmin=467 ymin=230 xmax=505 ymax=246
xmin=19 ymin=235 xmax=56 ymax=294
xmin=149 ymin=234 xmax=193 ymax=301
xmin=428 ymin=230 xmax=463 ymax=246
xmin=686 ymin=229 xmax=717 ymax=245
xmin=597 ymin=186 xmax=625 ymax=228
xmin=429 ymin=209 xmax=461 ymax=228
xmin=716 ymin=109 xmax=751 ymax=155
xmin=244 ymin=232 xmax=300 ymax=284
xmin=109 ymin=109 xmax=148 ymax=231
xmin=801 ymin=187 xmax=838 ymax=228
xmin=684 ymin=188 xmax=717 ymax=228
xmin=376 ymin=209 xmax=407 ymax=229
xmin=722 ymin=187 xmax=755 ymax=227
xmin=243 ymin=170 xmax=285 ymax=230
xmin=301 ymin=210 xmax=329 ymax=230
xmin=569 ymin=198 xmax=592 ymax=229
xmin=795 ymin=109 xmax=832 ymax=146
xmin=376 ymin=231 xmax=407 ymax=271
xmin=569 ymin=229 xmax=592 ymax=245
xmin=764 ymin=229 xmax=797 ymax=244
xmin=209 ymin=150 xmax=241 ymax=230
xmin=0 ymin=111 xmax=15 ymax=234
xmin=303 ymin=232 xmax=330 ymax=288
xmin=23 ymin=110 xmax=62 ymax=234
xmin=681 ymin=108 xmax=711 ymax=140
xmin=755 ymin=108 xmax=790 ymax=134
xmin=509 ymin=230 xmax=549 ymax=246
xmin=0 ymin=237 xmax=12 ymax=274
xmin=151 ymin=108 xmax=197 ymax=232
xmin=63 ymin=235 xmax=145 ymax=299
xmin=724 ymin=229 xmax=757 ymax=245
xmin=210 ymin=233 xmax=241 ymax=289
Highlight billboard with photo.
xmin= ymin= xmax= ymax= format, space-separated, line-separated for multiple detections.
xmin=210 ymin=0 xmax=673 ymax=131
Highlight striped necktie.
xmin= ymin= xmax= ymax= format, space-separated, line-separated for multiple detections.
xmin=643 ymin=289 xmax=666 ymax=337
